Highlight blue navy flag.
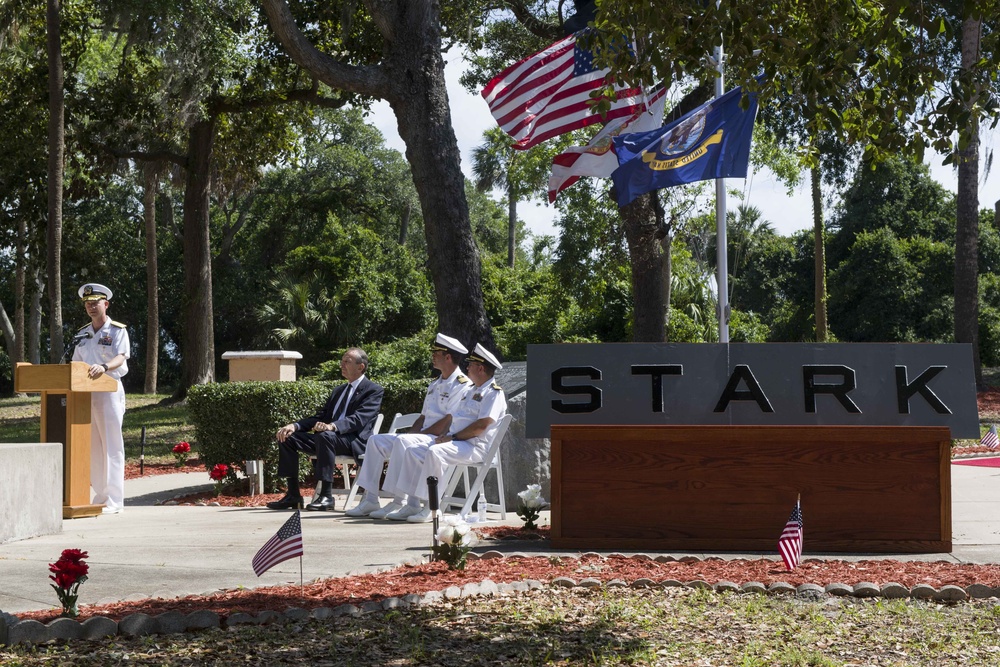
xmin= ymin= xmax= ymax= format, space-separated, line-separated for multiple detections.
xmin=611 ymin=85 xmax=759 ymax=206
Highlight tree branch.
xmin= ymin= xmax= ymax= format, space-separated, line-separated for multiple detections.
xmin=260 ymin=0 xmax=390 ymax=98
xmin=210 ymin=85 xmax=348 ymax=115
xmin=364 ymin=0 xmax=397 ymax=42
xmin=505 ymin=1 xmax=563 ymax=40
xmin=103 ymin=146 xmax=188 ymax=167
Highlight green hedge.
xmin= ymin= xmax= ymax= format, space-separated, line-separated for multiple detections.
xmin=377 ymin=377 xmax=428 ymax=419
xmin=188 ymin=378 xmax=427 ymax=491
xmin=316 ymin=331 xmax=435 ymax=382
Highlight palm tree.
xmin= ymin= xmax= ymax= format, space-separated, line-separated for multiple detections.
xmin=726 ymin=204 xmax=774 ymax=304
xmin=45 ymin=0 xmax=64 ymax=362
xmin=258 ymin=275 xmax=334 ymax=361
xmin=142 ymin=164 xmax=161 ymax=393
xmin=472 ymin=127 xmax=520 ymax=267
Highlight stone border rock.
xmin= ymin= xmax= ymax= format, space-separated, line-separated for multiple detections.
xmin=3 ymin=552 xmax=999 ymax=645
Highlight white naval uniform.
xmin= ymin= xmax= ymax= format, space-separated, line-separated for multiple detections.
xmin=398 ymin=377 xmax=507 ymax=502
xmin=72 ymin=319 xmax=130 ymax=511
xmin=355 ymin=367 xmax=469 ymax=498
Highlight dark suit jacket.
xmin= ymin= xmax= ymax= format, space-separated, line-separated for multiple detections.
xmin=295 ymin=377 xmax=384 ymax=459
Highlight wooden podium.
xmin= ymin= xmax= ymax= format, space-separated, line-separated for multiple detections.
xmin=14 ymin=362 xmax=118 ymax=519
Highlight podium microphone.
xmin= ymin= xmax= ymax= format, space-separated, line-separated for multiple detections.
xmin=60 ymin=330 xmax=92 ymax=364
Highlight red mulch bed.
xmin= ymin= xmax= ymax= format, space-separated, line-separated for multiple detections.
xmin=163 ymin=490 xmax=318 ymax=507
xmin=124 ymin=459 xmax=204 ymax=480
xmin=953 ymin=445 xmax=1000 ymax=457
xmin=17 ymin=555 xmax=1000 ymax=625
xmin=478 ymin=526 xmax=549 ymax=540
xmin=979 ymin=388 xmax=1000 ymax=417
xmin=47 ymin=390 xmax=982 ymax=626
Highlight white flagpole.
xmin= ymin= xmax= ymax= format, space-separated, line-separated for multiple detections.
xmin=714 ymin=39 xmax=729 ymax=343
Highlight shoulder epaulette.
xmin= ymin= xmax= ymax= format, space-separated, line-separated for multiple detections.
xmin=110 ymin=320 xmax=127 ymax=329
xmin=491 ymin=382 xmax=502 ymax=391
xmin=456 ymin=374 xmax=469 ymax=384
xmin=77 ymin=323 xmax=91 ymax=332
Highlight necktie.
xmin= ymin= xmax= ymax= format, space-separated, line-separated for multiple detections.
xmin=334 ymin=384 xmax=354 ymax=421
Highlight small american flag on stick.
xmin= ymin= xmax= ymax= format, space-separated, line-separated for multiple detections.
xmin=252 ymin=510 xmax=304 ymax=577
xmin=980 ymin=424 xmax=999 ymax=451
xmin=778 ymin=498 xmax=804 ymax=571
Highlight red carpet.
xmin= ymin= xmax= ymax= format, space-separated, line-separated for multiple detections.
xmin=953 ymin=457 xmax=1000 ymax=467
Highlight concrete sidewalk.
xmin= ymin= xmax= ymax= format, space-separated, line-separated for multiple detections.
xmin=1 ymin=464 xmax=999 ymax=615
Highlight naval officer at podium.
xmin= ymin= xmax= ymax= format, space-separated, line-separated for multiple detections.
xmin=72 ymin=283 xmax=130 ymax=514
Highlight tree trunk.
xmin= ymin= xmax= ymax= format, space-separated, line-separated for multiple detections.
xmin=261 ymin=0 xmax=494 ymax=351
xmin=507 ymin=182 xmax=517 ymax=268
xmin=383 ymin=6 xmax=493 ymax=349
xmin=956 ymin=16 xmax=982 ymax=387
xmin=398 ymin=200 xmax=411 ymax=245
xmin=0 ymin=300 xmax=15 ymax=362
xmin=174 ymin=118 xmax=216 ymax=398
xmin=46 ymin=0 xmax=64 ymax=363
xmin=143 ymin=164 xmax=160 ymax=394
xmin=14 ymin=216 xmax=26 ymax=363
xmin=621 ymin=193 xmax=665 ymax=342
xmin=660 ymin=230 xmax=673 ymax=336
xmin=29 ymin=270 xmax=43 ymax=364
xmin=811 ymin=163 xmax=828 ymax=342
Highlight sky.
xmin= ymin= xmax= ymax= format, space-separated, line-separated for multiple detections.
xmin=367 ymin=49 xmax=1000 ymax=241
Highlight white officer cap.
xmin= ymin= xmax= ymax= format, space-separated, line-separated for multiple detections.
xmin=430 ymin=333 xmax=468 ymax=355
xmin=467 ymin=343 xmax=502 ymax=371
xmin=78 ymin=283 xmax=113 ymax=301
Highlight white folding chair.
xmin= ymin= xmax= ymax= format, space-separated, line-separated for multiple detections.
xmin=438 ymin=414 xmax=513 ymax=520
xmin=313 ymin=413 xmax=384 ymax=506
xmin=385 ymin=411 xmax=420 ymax=435
xmin=328 ymin=411 xmax=420 ymax=507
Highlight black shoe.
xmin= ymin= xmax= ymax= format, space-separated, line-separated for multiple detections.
xmin=306 ymin=494 xmax=336 ymax=511
xmin=266 ymin=494 xmax=304 ymax=510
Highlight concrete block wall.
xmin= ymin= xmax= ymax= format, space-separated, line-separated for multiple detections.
xmin=0 ymin=443 xmax=62 ymax=544
xmin=489 ymin=363 xmax=551 ymax=512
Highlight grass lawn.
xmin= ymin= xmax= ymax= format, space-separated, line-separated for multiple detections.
xmin=3 ymin=588 xmax=1000 ymax=665
xmin=0 ymin=394 xmax=195 ymax=464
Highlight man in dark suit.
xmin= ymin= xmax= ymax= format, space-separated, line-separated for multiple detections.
xmin=267 ymin=347 xmax=384 ymax=511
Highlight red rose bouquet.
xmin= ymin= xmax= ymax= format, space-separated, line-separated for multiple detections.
xmin=49 ymin=549 xmax=89 ymax=618
xmin=171 ymin=441 xmax=191 ymax=467
xmin=209 ymin=463 xmax=229 ymax=496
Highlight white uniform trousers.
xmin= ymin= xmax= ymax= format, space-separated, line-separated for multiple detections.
xmin=355 ymin=433 xmax=400 ymax=498
xmin=396 ymin=438 xmax=485 ymax=502
xmin=382 ymin=433 xmax=436 ymax=499
xmin=91 ymin=380 xmax=126 ymax=511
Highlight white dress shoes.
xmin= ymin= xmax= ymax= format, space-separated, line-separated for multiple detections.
xmin=368 ymin=501 xmax=404 ymax=520
xmin=405 ymin=507 xmax=434 ymax=523
xmin=101 ymin=506 xmax=123 ymax=515
xmin=344 ymin=498 xmax=382 ymax=517
xmin=386 ymin=505 xmax=424 ymax=521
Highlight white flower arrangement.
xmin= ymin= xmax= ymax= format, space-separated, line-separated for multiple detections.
xmin=516 ymin=483 xmax=547 ymax=530
xmin=432 ymin=515 xmax=478 ymax=569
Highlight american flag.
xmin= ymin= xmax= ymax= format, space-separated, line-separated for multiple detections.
xmin=778 ymin=500 xmax=804 ymax=571
xmin=981 ymin=424 xmax=999 ymax=450
xmin=482 ymin=31 xmax=644 ymax=150
xmin=252 ymin=510 xmax=303 ymax=576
